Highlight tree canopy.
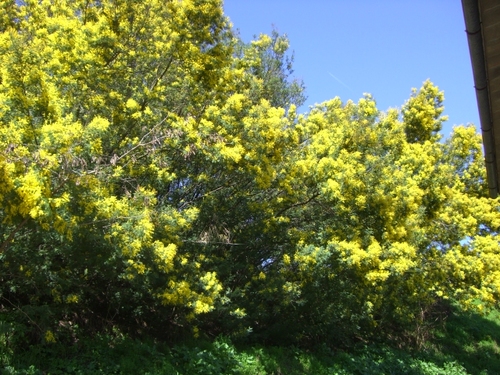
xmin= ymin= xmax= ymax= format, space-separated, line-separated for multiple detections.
xmin=0 ymin=0 xmax=498 ymax=347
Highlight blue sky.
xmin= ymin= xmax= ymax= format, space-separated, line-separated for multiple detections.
xmin=223 ymin=0 xmax=479 ymax=137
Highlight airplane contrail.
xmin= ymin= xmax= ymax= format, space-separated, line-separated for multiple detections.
xmin=328 ymin=71 xmax=354 ymax=93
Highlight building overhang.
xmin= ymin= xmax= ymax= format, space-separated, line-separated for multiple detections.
xmin=462 ymin=0 xmax=500 ymax=198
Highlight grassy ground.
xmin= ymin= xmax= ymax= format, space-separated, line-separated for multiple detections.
xmin=1 ymin=305 xmax=499 ymax=374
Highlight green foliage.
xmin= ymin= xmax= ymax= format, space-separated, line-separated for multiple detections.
xmin=402 ymin=79 xmax=448 ymax=143
xmin=426 ymin=304 xmax=500 ymax=374
xmin=0 ymin=0 xmax=237 ymax=342
xmin=3 ymin=304 xmax=500 ymax=375
xmin=1 ymin=0 xmax=499 ymax=353
xmin=233 ymin=28 xmax=307 ymax=110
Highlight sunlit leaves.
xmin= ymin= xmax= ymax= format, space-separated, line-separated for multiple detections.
xmin=0 ymin=0 xmax=233 ymax=332
xmin=1 ymin=0 xmax=498 ymax=346
xmin=402 ymin=79 xmax=448 ymax=143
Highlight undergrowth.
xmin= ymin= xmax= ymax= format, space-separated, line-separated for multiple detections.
xmin=1 ymin=304 xmax=499 ymax=374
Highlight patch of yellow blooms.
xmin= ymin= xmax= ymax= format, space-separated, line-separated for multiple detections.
xmin=1 ymin=0 xmax=499 ymax=341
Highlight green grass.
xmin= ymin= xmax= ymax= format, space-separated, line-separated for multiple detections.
xmin=1 ymin=305 xmax=499 ymax=374
xmin=424 ymin=305 xmax=500 ymax=374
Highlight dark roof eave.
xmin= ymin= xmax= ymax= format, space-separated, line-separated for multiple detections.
xmin=462 ymin=0 xmax=498 ymax=198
